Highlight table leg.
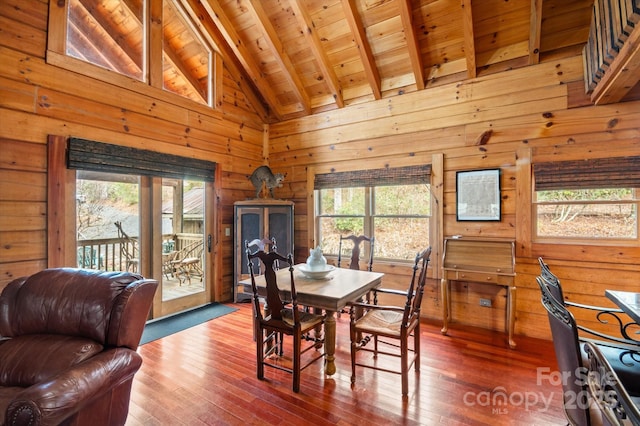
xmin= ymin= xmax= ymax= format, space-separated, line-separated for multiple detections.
xmin=507 ymin=286 xmax=517 ymax=349
xmin=324 ymin=310 xmax=337 ymax=376
xmin=441 ymin=277 xmax=449 ymax=334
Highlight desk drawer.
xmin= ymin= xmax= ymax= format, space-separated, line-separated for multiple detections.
xmin=446 ymin=270 xmax=513 ymax=286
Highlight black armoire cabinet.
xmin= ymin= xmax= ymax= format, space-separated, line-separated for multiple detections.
xmin=233 ymin=199 xmax=294 ymax=302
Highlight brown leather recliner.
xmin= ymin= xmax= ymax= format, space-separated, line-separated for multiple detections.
xmin=0 ymin=268 xmax=158 ymax=426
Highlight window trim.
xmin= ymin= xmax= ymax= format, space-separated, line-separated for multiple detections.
xmin=48 ymin=135 xmax=221 ymax=317
xmin=517 ymin=148 xmax=640 ymax=256
xmin=307 ymin=154 xmax=443 ymax=278
xmin=533 ymin=153 xmax=639 ymax=244
xmin=46 ymin=0 xmax=222 ymax=109
xmin=315 ymin=185 xmax=431 ymax=263
xmin=532 ymin=189 xmax=639 ymax=245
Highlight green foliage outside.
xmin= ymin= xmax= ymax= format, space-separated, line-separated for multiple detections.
xmin=319 ymin=185 xmax=431 ymax=259
xmin=111 ymin=182 xmax=139 ymax=205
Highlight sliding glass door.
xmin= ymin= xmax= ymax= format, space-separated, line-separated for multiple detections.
xmin=75 ymin=172 xmax=210 ymax=318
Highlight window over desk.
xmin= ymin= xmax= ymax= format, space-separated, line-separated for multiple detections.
xmin=533 ymin=156 xmax=640 ymax=244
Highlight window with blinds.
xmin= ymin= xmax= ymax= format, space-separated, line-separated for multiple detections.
xmin=533 ymin=156 xmax=639 ymax=241
xmin=314 ymin=165 xmax=433 ymax=261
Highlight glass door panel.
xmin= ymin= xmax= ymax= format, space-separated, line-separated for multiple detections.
xmin=160 ymin=179 xmax=206 ymax=304
xmin=76 ymin=173 xmax=211 ymax=319
xmin=76 ymin=172 xmax=140 ymax=273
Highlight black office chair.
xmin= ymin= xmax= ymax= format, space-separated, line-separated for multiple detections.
xmin=584 ymin=342 xmax=640 ymax=426
xmin=537 ymin=277 xmax=640 ymax=425
xmin=538 ymin=257 xmax=638 ymax=347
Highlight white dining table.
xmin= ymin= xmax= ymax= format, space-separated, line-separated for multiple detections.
xmin=239 ymin=264 xmax=384 ymax=375
xmin=606 ymin=290 xmax=640 ymax=325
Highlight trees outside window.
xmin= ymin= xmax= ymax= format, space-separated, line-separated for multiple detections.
xmin=316 ymin=184 xmax=431 ymax=261
xmin=534 ymin=188 xmax=638 ymax=240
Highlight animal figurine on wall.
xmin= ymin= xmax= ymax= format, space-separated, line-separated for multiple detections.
xmin=249 ymin=165 xmax=285 ymax=199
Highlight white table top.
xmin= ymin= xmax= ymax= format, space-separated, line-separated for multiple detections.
xmin=606 ymin=290 xmax=640 ymax=324
xmin=239 ymin=264 xmax=384 ymax=311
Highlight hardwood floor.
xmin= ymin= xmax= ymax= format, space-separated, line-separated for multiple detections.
xmin=126 ymin=303 xmax=566 ymax=425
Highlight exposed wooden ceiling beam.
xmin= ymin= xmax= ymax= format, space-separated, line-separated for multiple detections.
xmin=78 ymin=0 xmax=143 ymax=69
xmin=461 ymin=0 xmax=476 ymax=79
xmin=162 ymin=47 xmax=205 ymax=101
xmin=121 ymin=0 xmax=143 ymax=20
xmin=591 ymin=21 xmax=640 ymax=104
xmin=528 ymin=0 xmax=543 ymax=65
xmin=247 ymin=0 xmax=311 ymax=115
xmin=66 ymin=22 xmax=108 ymax=67
xmin=198 ymin=0 xmax=285 ymax=119
xmin=186 ymin=0 xmax=269 ymax=122
xmin=398 ymin=0 xmax=425 ymax=90
xmin=287 ymin=0 xmax=344 ymax=108
xmin=183 ymin=0 xmax=269 ymax=120
xmin=70 ymin=0 xmax=141 ymax=75
xmin=342 ymin=0 xmax=381 ymax=100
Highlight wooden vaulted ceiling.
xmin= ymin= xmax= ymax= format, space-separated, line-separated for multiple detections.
xmin=68 ymin=0 xmax=640 ymax=123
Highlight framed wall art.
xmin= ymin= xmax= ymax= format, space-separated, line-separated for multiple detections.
xmin=456 ymin=168 xmax=501 ymax=221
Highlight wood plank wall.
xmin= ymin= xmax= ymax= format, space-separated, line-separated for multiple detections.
xmin=1 ymin=0 xmax=639 ymax=342
xmin=268 ymin=55 xmax=640 ymax=341
xmin=0 ymin=0 xmax=263 ymax=301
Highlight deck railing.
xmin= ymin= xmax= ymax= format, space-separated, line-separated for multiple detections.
xmin=77 ymin=233 xmax=202 ymax=272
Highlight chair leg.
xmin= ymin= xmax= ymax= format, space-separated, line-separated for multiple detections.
xmin=373 ymin=335 xmax=378 ymax=358
xmin=256 ymin=327 xmax=264 ymax=380
xmin=293 ymin=332 xmax=301 ymax=393
xmin=401 ymin=337 xmax=409 ymax=397
xmin=350 ymin=325 xmax=357 ymax=385
xmin=414 ymin=324 xmax=420 ymax=372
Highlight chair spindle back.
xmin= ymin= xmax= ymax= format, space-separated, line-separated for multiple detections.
xmin=402 ymin=247 xmax=431 ymax=327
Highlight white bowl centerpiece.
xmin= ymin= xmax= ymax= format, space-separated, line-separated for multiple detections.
xmin=300 ymin=246 xmax=334 ymax=279
xmin=298 ymin=264 xmax=334 ymax=279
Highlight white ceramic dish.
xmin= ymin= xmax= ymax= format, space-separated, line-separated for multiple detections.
xmin=298 ymin=264 xmax=335 ymax=280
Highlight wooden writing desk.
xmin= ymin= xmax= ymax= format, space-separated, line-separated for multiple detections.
xmin=441 ymin=237 xmax=516 ymax=348
xmin=239 ymin=265 xmax=384 ymax=375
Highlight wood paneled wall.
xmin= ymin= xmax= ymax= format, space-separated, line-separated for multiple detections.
xmin=268 ymin=56 xmax=640 ymax=341
xmin=0 ymin=0 xmax=263 ymax=301
xmin=1 ymin=0 xmax=639 ymax=342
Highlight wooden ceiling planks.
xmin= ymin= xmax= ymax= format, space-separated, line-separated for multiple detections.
xmin=66 ymin=0 xmax=640 ymax=123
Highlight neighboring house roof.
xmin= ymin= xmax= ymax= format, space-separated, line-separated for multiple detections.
xmin=162 ymin=187 xmax=204 ymax=218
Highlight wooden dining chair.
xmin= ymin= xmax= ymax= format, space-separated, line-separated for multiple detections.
xmin=246 ymin=248 xmax=325 ymax=393
xmin=348 ymin=246 xmax=431 ymax=398
xmin=246 ymin=237 xmax=278 ymax=271
xmin=338 ymin=235 xmax=374 ymax=271
xmin=536 ymin=276 xmax=640 ymax=426
xmin=336 ymin=235 xmax=374 ymax=317
xmin=246 ymin=237 xmax=279 ymax=343
xmin=583 ymin=341 xmax=640 ymax=426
